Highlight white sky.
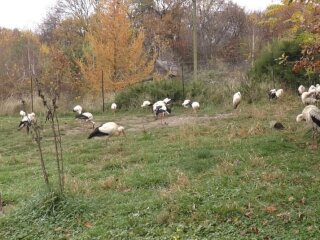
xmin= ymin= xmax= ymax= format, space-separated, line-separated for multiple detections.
xmin=231 ymin=0 xmax=282 ymax=11
xmin=0 ymin=0 xmax=56 ymax=30
xmin=0 ymin=0 xmax=282 ymax=31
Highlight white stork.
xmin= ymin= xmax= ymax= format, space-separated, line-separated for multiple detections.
xmin=88 ymin=122 xmax=125 ymax=139
xmin=182 ymin=99 xmax=200 ymax=113
xmin=111 ymin=103 xmax=117 ymax=115
xmin=73 ymin=105 xmax=95 ymax=128
xmin=268 ymin=88 xmax=283 ymax=100
xmin=18 ymin=112 xmax=36 ymax=133
xmin=151 ymin=100 xmax=170 ymax=123
xmin=296 ymin=105 xmax=320 ymax=149
xmin=233 ymin=92 xmax=241 ymax=109
xmin=301 ymin=90 xmax=318 ymax=105
xmin=296 ymin=105 xmax=320 ymax=148
xmin=298 ymin=85 xmax=306 ymax=96
xmin=268 ymin=89 xmax=277 ymax=100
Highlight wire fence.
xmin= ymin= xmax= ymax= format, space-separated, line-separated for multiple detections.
xmin=0 ymin=59 xmax=253 ymax=113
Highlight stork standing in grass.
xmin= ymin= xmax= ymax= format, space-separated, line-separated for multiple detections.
xmin=298 ymin=85 xmax=306 ymax=96
xmin=73 ymin=105 xmax=95 ymax=128
xmin=154 ymin=104 xmax=171 ymax=124
xmin=152 ymin=100 xmax=172 ymax=124
xmin=88 ymin=122 xmax=125 ymax=139
xmin=268 ymin=89 xmax=283 ymax=100
xmin=111 ymin=103 xmax=117 ymax=115
xmin=232 ymin=92 xmax=241 ymax=109
xmin=18 ymin=112 xmax=36 ymax=134
xmin=182 ymin=99 xmax=200 ymax=113
xmin=268 ymin=89 xmax=277 ymax=100
xmin=296 ymin=105 xmax=320 ymax=149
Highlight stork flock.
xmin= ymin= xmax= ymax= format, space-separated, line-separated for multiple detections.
xmin=17 ymin=84 xmax=320 ymax=149
xmin=295 ymin=84 xmax=320 ymax=149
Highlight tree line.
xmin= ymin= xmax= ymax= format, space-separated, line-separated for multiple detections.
xmin=0 ymin=0 xmax=319 ymax=100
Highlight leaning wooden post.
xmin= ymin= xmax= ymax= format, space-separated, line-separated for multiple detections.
xmin=181 ymin=63 xmax=185 ymax=99
xmin=102 ymin=70 xmax=105 ymax=112
xmin=31 ymin=76 xmax=34 ymax=112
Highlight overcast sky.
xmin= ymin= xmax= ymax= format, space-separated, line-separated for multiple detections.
xmin=0 ymin=0 xmax=282 ymax=31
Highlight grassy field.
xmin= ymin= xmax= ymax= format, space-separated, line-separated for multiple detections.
xmin=0 ymin=95 xmax=320 ymax=239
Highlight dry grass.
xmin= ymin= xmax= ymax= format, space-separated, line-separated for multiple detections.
xmin=0 ymin=92 xmax=116 ymax=116
xmin=159 ymin=170 xmax=190 ymax=201
xmin=260 ymin=169 xmax=284 ymax=183
xmin=0 ymin=97 xmax=45 ymax=116
xmin=248 ymin=154 xmax=266 ymax=168
xmin=155 ymin=210 xmax=172 ymax=224
xmin=213 ymin=160 xmax=235 ymax=176
xmin=100 ymin=176 xmax=118 ymax=190
xmin=65 ymin=175 xmax=93 ymax=195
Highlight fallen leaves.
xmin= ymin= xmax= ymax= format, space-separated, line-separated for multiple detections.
xmin=263 ymin=205 xmax=277 ymax=214
xmin=84 ymin=222 xmax=93 ymax=229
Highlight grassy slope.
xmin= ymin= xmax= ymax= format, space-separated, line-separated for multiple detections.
xmin=0 ymin=95 xmax=320 ymax=239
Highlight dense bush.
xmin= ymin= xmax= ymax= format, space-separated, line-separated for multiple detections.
xmin=250 ymin=38 xmax=315 ymax=89
xmin=114 ymin=80 xmax=184 ymax=109
xmin=114 ymin=77 xmax=238 ymax=109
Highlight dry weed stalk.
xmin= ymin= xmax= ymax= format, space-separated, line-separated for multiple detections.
xmin=36 ymin=78 xmax=64 ymax=193
xmin=22 ymin=100 xmax=50 ymax=190
xmin=25 ymin=77 xmax=65 ymax=193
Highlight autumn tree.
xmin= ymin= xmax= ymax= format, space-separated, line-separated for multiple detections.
xmin=38 ymin=0 xmax=98 ymax=96
xmin=260 ymin=1 xmax=320 ymax=74
xmin=78 ymin=0 xmax=155 ymax=93
xmin=286 ymin=0 xmax=320 ymax=74
xmin=0 ymin=29 xmax=41 ymax=99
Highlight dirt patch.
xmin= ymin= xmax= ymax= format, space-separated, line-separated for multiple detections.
xmin=119 ymin=113 xmax=233 ymax=132
xmin=62 ymin=125 xmax=93 ymax=136
xmin=63 ymin=113 xmax=234 ymax=136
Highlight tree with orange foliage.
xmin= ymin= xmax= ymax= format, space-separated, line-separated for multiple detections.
xmin=260 ymin=0 xmax=320 ymax=75
xmin=78 ymin=0 xmax=155 ymax=93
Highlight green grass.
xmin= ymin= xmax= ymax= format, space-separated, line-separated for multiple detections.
xmin=1 ymin=96 xmax=320 ymax=239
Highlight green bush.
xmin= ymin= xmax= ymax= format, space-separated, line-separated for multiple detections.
xmin=250 ymin=38 xmax=314 ymax=89
xmin=115 ymin=79 xmax=219 ymax=109
xmin=114 ymin=80 xmax=184 ymax=109
xmin=114 ymin=78 xmax=238 ymax=109
xmin=238 ymin=74 xmax=271 ymax=104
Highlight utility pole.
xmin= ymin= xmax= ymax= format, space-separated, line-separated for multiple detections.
xmin=192 ymin=0 xmax=198 ymax=81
